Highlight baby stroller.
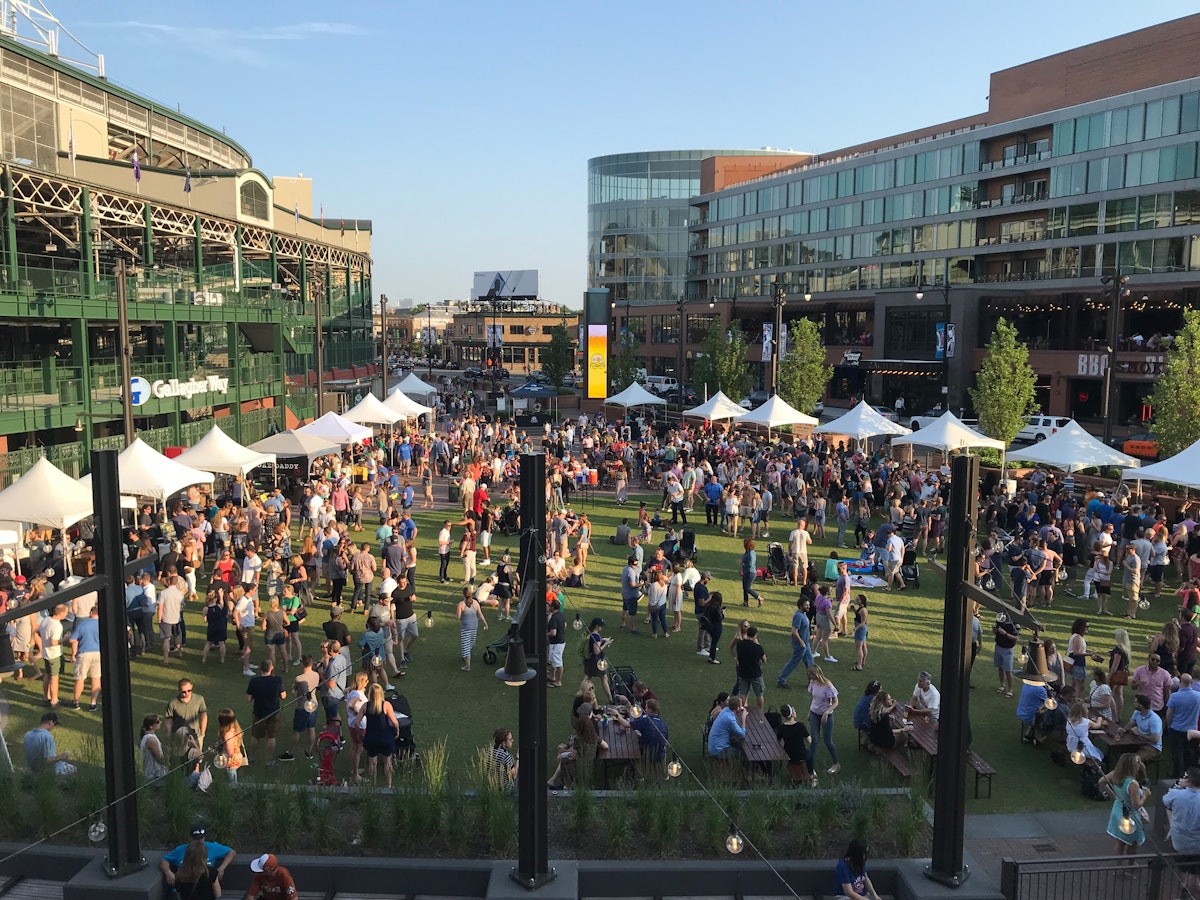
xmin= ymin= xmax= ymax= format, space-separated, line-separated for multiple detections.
xmin=314 ymin=723 xmax=344 ymax=786
xmin=766 ymin=542 xmax=790 ymax=585
xmin=675 ymin=528 xmax=698 ymax=564
xmin=498 ymin=505 xmax=521 ymax=536
xmin=901 ymin=542 xmax=921 ymax=589
xmin=387 ymin=692 xmax=419 ymax=762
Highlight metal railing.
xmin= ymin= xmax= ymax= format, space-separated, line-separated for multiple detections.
xmin=1001 ymin=852 xmax=1200 ymax=900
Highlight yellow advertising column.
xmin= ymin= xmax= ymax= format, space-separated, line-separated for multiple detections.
xmin=584 ymin=288 xmax=611 ymax=401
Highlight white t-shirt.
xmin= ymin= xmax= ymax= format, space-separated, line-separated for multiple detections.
xmin=347 ymin=688 xmax=367 ymax=731
xmin=234 ymin=595 xmax=256 ymax=629
xmin=789 ymin=528 xmax=812 ymax=561
xmin=242 ymin=553 xmax=262 ymax=586
xmin=39 ymin=616 xmax=63 ymax=660
xmin=438 ymin=527 xmax=452 ymax=555
xmin=886 ymin=534 xmax=905 ymax=563
xmin=911 ymin=683 xmax=941 ymax=721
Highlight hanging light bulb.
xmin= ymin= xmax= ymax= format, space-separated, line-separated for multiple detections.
xmin=1119 ymin=807 xmax=1136 ymax=835
xmin=725 ymin=827 xmax=744 ymax=855
xmin=88 ymin=820 xmax=107 ymax=843
xmin=425 ymin=610 xmax=434 ymax=628
xmin=1044 ymin=696 xmax=1058 ymax=711
xmin=629 ymin=703 xmax=642 ymax=719
xmin=572 ymin=612 xmax=583 ymax=631
xmin=304 ymin=696 xmax=319 ymax=714
xmin=1070 ymin=748 xmax=1085 ymax=765
xmin=371 ymin=654 xmax=383 ymax=669
xmin=667 ymin=756 xmax=682 ymax=778
xmin=213 ymin=751 xmax=229 ymax=769
xmin=1018 ymin=648 xmax=1028 ymax=666
xmin=596 ymin=658 xmax=608 ymax=672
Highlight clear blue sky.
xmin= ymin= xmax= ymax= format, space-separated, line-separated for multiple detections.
xmin=43 ymin=1 xmax=1200 ymax=308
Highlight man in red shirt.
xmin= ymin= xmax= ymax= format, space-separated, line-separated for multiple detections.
xmin=245 ymin=853 xmax=295 ymax=899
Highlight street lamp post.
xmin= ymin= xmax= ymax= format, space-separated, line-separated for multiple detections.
xmin=675 ymin=296 xmax=715 ymax=415
xmin=770 ymin=282 xmax=786 ymax=394
xmin=114 ymin=258 xmax=135 ymax=445
xmin=427 ymin=303 xmax=434 ymax=380
xmin=1100 ymin=269 xmax=1131 ymax=447
xmin=380 ymin=294 xmax=389 ymax=397
xmin=915 ymin=281 xmax=952 ymax=412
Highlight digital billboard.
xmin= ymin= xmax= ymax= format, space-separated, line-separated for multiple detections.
xmin=471 ymin=269 xmax=539 ymax=300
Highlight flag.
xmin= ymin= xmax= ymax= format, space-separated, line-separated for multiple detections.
xmin=132 ymin=148 xmax=141 ymax=182
xmin=320 ymin=204 xmax=324 ymax=227
xmin=67 ymin=125 xmax=74 ymax=164
xmin=340 ymin=218 xmax=345 ymax=237
xmin=294 ymin=203 xmax=299 ymax=223
xmin=183 ymin=168 xmax=192 ymax=193
xmin=762 ymin=323 xmax=772 ymax=358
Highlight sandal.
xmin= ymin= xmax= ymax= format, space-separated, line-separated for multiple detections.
xmin=1004 ymin=690 xmax=1014 ymax=698
xmin=851 ymin=665 xmax=863 ymax=671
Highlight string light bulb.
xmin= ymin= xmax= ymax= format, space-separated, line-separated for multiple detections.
xmin=425 ymin=610 xmax=434 ymax=628
xmin=1070 ymin=749 xmax=1085 ymax=765
xmin=371 ymin=654 xmax=383 ymax=669
xmin=667 ymin=756 xmax=682 ymax=778
xmin=572 ymin=612 xmax=583 ymax=631
xmin=1119 ymin=807 xmax=1136 ymax=835
xmin=213 ymin=751 xmax=229 ymax=769
xmin=596 ymin=658 xmax=608 ymax=672
xmin=304 ymin=697 xmax=319 ymax=714
xmin=88 ymin=820 xmax=107 ymax=843
xmin=629 ymin=704 xmax=642 ymax=719
xmin=725 ymin=826 xmax=744 ymax=855
xmin=1043 ymin=696 xmax=1058 ymax=711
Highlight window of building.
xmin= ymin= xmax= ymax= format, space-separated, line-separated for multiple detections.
xmin=884 ymin=308 xmax=940 ymax=358
xmin=650 ymin=315 xmax=680 ymax=344
xmin=508 ymin=324 xmax=524 ymax=334
xmin=239 ymin=181 xmax=269 ymax=219
xmin=686 ymin=313 xmax=718 ymax=344
xmin=1068 ymin=203 xmax=1099 ymax=237
xmin=0 ymin=82 xmax=57 ymax=170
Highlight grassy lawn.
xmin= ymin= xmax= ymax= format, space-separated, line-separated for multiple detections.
xmin=0 ymin=483 xmax=1173 ymax=817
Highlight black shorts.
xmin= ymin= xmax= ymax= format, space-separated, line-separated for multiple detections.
xmin=1037 ymin=571 xmax=1054 ymax=586
xmin=1148 ymin=564 xmax=1166 ymax=584
xmin=285 ymin=622 xmax=300 ymax=634
xmin=269 ymin=633 xmax=287 ymax=646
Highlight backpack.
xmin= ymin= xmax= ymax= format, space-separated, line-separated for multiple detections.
xmin=579 ymin=634 xmax=592 ymax=661
xmin=1080 ymin=762 xmax=1108 ymax=801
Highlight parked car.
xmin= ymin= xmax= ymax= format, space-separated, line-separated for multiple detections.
xmin=486 ymin=366 xmax=510 ymax=379
xmin=663 ymin=386 xmax=699 ymax=405
xmin=739 ymin=390 xmax=770 ymax=409
xmin=463 ymin=366 xmax=484 ymax=378
xmin=529 ymin=370 xmax=550 ymax=383
xmin=872 ymin=405 xmax=900 ymax=423
xmin=1015 ymin=415 xmax=1071 ymax=443
xmin=812 ymin=399 xmax=825 ymax=416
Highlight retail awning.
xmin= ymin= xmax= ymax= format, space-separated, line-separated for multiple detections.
xmin=860 ymin=358 xmax=944 ymax=376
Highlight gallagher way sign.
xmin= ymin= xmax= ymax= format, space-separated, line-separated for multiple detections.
xmin=150 ymin=375 xmax=231 ymax=400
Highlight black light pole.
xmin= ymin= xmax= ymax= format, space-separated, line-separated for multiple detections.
xmin=380 ymin=294 xmax=389 ymax=397
xmin=1100 ymin=269 xmax=1130 ymax=447
xmin=427 ymin=303 xmax=434 ymax=380
xmin=503 ymin=451 xmax=552 ymax=889
xmin=114 ymin=258 xmax=135 ymax=445
xmin=916 ymin=280 xmax=952 ymax=411
xmin=770 ymin=280 xmax=786 ymax=394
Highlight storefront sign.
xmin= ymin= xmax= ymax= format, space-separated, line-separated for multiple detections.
xmin=841 ymin=350 xmax=862 ymax=366
xmin=1075 ymin=354 xmax=1165 ymax=379
xmin=151 ymin=375 xmax=230 ymax=400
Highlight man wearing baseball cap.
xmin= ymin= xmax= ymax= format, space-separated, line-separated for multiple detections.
xmin=246 ymin=852 xmax=295 ymax=898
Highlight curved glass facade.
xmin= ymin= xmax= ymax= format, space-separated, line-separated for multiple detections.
xmin=588 ymin=150 xmax=799 ymax=305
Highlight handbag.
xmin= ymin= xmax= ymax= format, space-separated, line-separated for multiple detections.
xmin=1110 ymin=669 xmax=1129 ymax=686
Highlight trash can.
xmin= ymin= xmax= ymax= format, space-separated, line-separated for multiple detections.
xmin=449 ymin=480 xmax=461 ymax=503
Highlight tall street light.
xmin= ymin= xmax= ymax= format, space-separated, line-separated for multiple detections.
xmin=114 ymin=258 xmax=135 ymax=445
xmin=676 ymin=295 xmax=715 ymax=414
xmin=1100 ymin=269 xmax=1131 ymax=447
xmin=915 ymin=280 xmax=952 ymax=412
xmin=380 ymin=293 xmax=389 ymax=397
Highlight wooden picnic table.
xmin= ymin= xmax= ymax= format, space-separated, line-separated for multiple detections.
xmin=904 ymin=717 xmax=998 ymax=797
xmin=597 ymin=716 xmax=641 ymax=787
xmin=1090 ymin=719 xmax=1156 ymax=764
xmin=743 ymin=708 xmax=789 ymax=777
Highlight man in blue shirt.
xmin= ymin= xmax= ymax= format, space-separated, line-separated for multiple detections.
xmin=23 ymin=711 xmax=73 ymax=775
xmin=703 ymin=476 xmax=723 ymax=527
xmin=1165 ymin=674 xmax=1200 ymax=777
xmin=160 ymin=826 xmax=236 ymax=889
xmin=776 ymin=597 xmax=814 ymax=688
xmin=1164 ymin=766 xmax=1200 ymax=854
xmin=630 ymin=698 xmax=669 ymax=763
xmin=706 ymin=694 xmax=747 ymax=760
xmin=1126 ymin=693 xmax=1163 ymax=763
xmin=397 ymin=511 xmax=417 ymax=542
xmin=69 ymin=605 xmax=102 ymax=710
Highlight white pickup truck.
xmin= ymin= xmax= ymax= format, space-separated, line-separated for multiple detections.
xmin=908 ymin=408 xmax=978 ymax=431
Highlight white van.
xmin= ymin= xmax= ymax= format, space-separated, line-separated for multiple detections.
xmin=644 ymin=375 xmax=678 ymax=394
xmin=1016 ymin=415 xmax=1070 ymax=443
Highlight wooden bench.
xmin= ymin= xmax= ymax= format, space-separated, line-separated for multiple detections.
xmin=967 ymin=749 xmax=997 ymax=798
xmin=872 ymin=745 xmax=912 ymax=780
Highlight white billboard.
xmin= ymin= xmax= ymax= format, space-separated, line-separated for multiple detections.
xmin=471 ymin=269 xmax=539 ymax=300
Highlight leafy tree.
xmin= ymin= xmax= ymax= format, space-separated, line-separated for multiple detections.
xmin=776 ymin=318 xmax=832 ymax=413
xmin=968 ymin=317 xmax=1037 ymax=448
xmin=541 ymin=323 xmax=573 ymax=388
xmin=1150 ymin=307 xmax=1200 ymax=456
xmin=608 ymin=331 xmax=642 ymax=391
xmin=693 ymin=322 xmax=752 ymax=401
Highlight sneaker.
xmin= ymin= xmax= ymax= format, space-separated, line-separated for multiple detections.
xmin=243 ymin=668 xmax=257 ymax=677
xmin=827 ymin=763 xmax=841 ymax=775
xmin=403 ymin=654 xmax=412 ymax=664
xmin=304 ymin=751 xmax=314 ymax=760
xmin=696 ymin=649 xmax=710 ymax=656
xmin=776 ymin=682 xmax=788 ymax=689
xmin=278 ymin=752 xmax=295 ymax=762
xmin=482 ymin=559 xmax=491 ymax=566
xmin=825 ymin=656 xmax=838 ymax=663
xmin=708 ymin=658 xmax=721 ymax=665
xmin=247 ymin=663 xmax=259 ymax=670
xmin=68 ymin=701 xmax=80 ymax=710
xmin=384 ymin=684 xmax=396 ymax=692
xmin=89 ymin=703 xmax=98 ymax=711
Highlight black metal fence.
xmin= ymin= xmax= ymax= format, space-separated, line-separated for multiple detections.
xmin=1001 ymin=853 xmax=1200 ymax=900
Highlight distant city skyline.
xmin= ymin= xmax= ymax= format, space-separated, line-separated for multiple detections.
xmin=39 ymin=0 xmax=1200 ymax=308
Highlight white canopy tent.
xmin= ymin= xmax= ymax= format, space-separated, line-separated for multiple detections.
xmin=1119 ymin=438 xmax=1200 ymax=489
xmin=737 ymin=394 xmax=819 ymax=429
xmin=394 ymin=372 xmax=440 ymax=404
xmin=173 ymin=425 xmax=277 ymax=478
xmin=682 ymin=391 xmax=747 ymax=422
xmin=890 ymin=412 xmax=1005 ymax=453
xmin=297 ymin=411 xmax=374 ymax=445
xmin=813 ymin=400 xmax=912 ymax=441
xmin=248 ymin=430 xmax=341 ymax=463
xmin=80 ymin=438 xmax=215 ymax=501
xmin=384 ymin=388 xmax=436 ymax=420
xmin=343 ymin=392 xmax=402 ymax=426
xmin=0 ymin=458 xmax=92 ymax=530
xmin=1010 ymin=420 xmax=1140 ymax=473
xmin=604 ymin=382 xmax=667 ymax=408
